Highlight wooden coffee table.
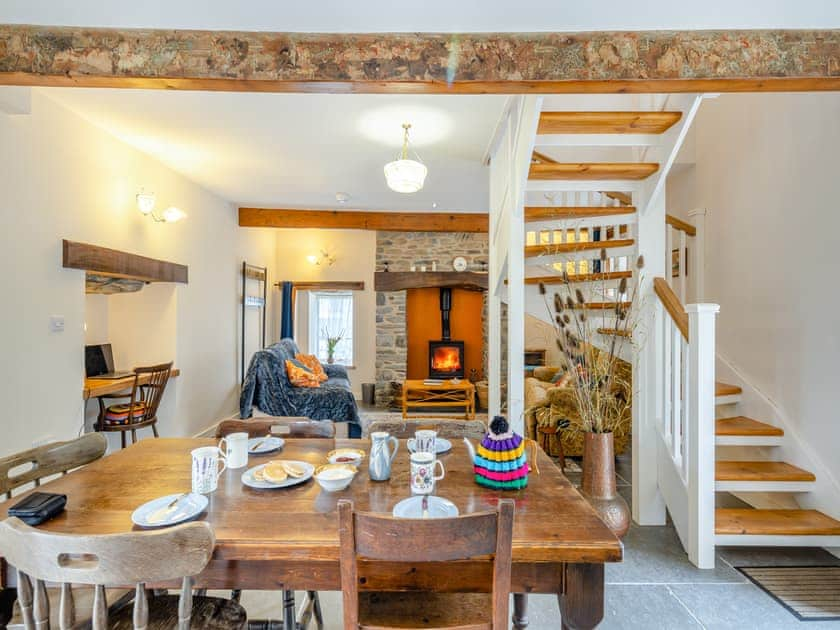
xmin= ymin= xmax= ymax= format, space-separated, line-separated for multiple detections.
xmin=402 ymin=379 xmax=476 ymax=420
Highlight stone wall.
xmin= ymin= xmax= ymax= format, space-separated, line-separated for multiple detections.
xmin=375 ymin=231 xmax=489 ymax=407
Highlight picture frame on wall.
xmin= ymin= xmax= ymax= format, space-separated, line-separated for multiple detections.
xmin=671 ymin=248 xmax=688 ymax=278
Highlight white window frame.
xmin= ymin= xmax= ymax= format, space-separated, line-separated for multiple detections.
xmin=307 ymin=290 xmax=354 ymax=366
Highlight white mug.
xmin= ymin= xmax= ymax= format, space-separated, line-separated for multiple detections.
xmin=410 ymin=452 xmax=445 ymax=495
xmin=191 ymin=446 xmax=227 ymax=494
xmin=219 ymin=432 xmax=249 ymax=469
xmin=407 ymin=430 xmax=437 ymax=455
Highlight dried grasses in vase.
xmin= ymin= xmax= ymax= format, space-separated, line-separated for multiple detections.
xmin=539 ymin=252 xmax=645 ymax=434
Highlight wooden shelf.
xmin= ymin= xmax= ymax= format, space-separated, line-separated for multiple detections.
xmin=374 ymin=272 xmax=488 ymax=292
xmin=63 ymin=240 xmax=188 ymax=284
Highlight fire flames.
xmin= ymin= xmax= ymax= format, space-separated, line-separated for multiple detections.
xmin=432 ymin=346 xmax=462 ymax=372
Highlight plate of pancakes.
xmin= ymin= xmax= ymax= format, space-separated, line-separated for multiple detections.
xmin=241 ymin=459 xmax=315 ymax=489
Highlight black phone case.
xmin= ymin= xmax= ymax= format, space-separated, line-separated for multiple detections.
xmin=8 ymin=492 xmax=67 ymax=525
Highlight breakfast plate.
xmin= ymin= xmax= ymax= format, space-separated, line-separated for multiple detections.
xmin=392 ymin=495 xmax=459 ymax=519
xmin=131 ymin=493 xmax=208 ymax=528
xmin=241 ymin=460 xmax=315 ymax=489
xmin=248 ymin=436 xmax=285 ymax=454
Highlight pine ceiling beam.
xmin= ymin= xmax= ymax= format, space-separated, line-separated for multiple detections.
xmin=238 ymin=208 xmax=489 ymax=232
xmin=1 ymin=26 xmax=839 ymax=93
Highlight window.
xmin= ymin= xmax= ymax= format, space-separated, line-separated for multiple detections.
xmin=308 ymin=291 xmax=354 ymax=365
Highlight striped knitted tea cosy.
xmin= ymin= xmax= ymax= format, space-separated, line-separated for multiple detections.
xmin=473 ymin=416 xmax=530 ymax=490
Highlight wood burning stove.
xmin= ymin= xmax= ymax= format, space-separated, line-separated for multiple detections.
xmin=429 ymin=288 xmax=465 ymax=379
xmin=429 ymin=340 xmax=465 ymax=379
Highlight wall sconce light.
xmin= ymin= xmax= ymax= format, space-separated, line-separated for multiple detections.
xmin=136 ymin=190 xmax=187 ymax=223
xmin=307 ymin=250 xmax=336 ymax=266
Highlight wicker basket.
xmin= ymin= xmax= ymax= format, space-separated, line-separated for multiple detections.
xmin=475 ymin=381 xmax=506 ymax=410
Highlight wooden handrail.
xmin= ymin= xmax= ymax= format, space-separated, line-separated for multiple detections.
xmin=654 ymin=277 xmax=689 ymax=341
xmin=665 ymin=214 xmax=697 ymax=236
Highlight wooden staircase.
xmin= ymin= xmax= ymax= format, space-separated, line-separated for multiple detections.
xmin=712 ymin=380 xmax=840 ymax=545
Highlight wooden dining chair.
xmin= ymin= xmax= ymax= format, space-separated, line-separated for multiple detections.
xmin=215 ymin=418 xmax=335 ymax=440
xmin=215 ymin=417 xmax=328 ymax=630
xmin=0 ymin=433 xmax=108 ymax=500
xmin=96 ymin=362 xmax=173 ymax=448
xmin=338 ymin=498 xmax=515 ymax=630
xmin=0 ymin=518 xmax=247 ymax=629
xmin=365 ymin=419 xmax=487 ymax=441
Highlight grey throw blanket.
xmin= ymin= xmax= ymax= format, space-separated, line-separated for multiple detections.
xmin=239 ymin=339 xmax=361 ymax=437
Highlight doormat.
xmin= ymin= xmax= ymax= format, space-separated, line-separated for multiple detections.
xmin=736 ymin=566 xmax=840 ymax=621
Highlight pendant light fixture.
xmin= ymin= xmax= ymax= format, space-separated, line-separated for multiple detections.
xmin=384 ymin=123 xmax=427 ymax=194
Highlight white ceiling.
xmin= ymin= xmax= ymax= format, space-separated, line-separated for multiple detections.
xmin=3 ymin=0 xmax=839 ymax=31
xmin=45 ymin=89 xmax=507 ymax=211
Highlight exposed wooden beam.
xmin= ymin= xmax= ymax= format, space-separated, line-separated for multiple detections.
xmin=529 ymin=163 xmax=659 ymax=180
xmin=374 ymin=272 xmax=487 ymax=292
xmin=666 ymin=214 xmax=697 ymax=236
xmin=1 ymin=26 xmax=839 ymax=94
xmin=239 ymin=208 xmax=488 ymax=232
xmin=62 ymin=240 xmax=188 ymax=284
xmin=538 ymin=111 xmax=682 ymax=134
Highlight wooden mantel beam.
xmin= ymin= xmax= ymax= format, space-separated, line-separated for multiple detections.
xmin=1 ymin=25 xmax=839 ymax=93
xmin=239 ymin=208 xmax=488 ymax=233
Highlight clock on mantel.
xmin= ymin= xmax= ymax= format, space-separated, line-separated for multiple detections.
xmin=452 ymin=256 xmax=468 ymax=272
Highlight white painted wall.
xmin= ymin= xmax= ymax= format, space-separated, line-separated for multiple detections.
xmin=0 ymin=88 xmax=276 ymax=454
xmin=275 ymin=229 xmax=376 ymax=398
xmin=667 ymin=92 xmax=840 ymax=512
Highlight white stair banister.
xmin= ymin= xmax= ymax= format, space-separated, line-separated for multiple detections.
xmin=686 ymin=303 xmax=719 ymax=569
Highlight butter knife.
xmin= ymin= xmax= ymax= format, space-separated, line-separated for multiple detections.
xmin=422 ymin=495 xmax=429 ymax=519
xmin=251 ymin=434 xmax=272 ymax=452
xmin=147 ymin=493 xmax=188 ymax=524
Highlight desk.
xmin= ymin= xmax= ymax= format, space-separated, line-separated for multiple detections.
xmin=83 ymin=369 xmax=180 ymax=400
xmin=3 ymin=438 xmax=622 ymax=629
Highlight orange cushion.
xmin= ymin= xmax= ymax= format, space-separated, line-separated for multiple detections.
xmin=295 ymin=353 xmax=328 ymax=382
xmin=285 ymin=360 xmax=320 ymax=388
xmin=104 ymin=402 xmax=148 ymax=426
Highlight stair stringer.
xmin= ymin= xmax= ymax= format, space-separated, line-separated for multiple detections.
xmin=716 ymin=352 xmax=840 ymax=556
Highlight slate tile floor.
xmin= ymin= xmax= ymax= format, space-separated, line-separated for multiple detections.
xmin=227 ymin=454 xmax=840 ymax=629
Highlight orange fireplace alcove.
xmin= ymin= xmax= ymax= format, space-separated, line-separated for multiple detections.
xmin=405 ymin=288 xmax=484 ymax=380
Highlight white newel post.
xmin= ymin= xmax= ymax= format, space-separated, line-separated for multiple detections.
xmin=688 ymin=208 xmax=706 ymax=302
xmin=686 ymin=303 xmax=719 ymax=569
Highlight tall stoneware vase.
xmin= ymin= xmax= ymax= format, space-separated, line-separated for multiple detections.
xmin=581 ymin=431 xmax=630 ymax=538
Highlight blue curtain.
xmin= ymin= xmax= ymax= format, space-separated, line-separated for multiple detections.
xmin=280 ymin=281 xmax=294 ymax=339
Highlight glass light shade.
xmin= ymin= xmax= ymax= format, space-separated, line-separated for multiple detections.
xmin=307 ymin=254 xmax=319 ymax=265
xmin=161 ymin=206 xmax=187 ymax=223
xmin=384 ymin=159 xmax=427 ymax=194
xmin=136 ymin=192 xmax=156 ymax=215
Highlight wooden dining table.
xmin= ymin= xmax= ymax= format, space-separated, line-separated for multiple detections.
xmin=2 ymin=437 xmax=622 ymax=629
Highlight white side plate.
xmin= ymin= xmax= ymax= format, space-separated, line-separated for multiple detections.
xmin=131 ymin=493 xmax=208 ymax=528
xmin=248 ymin=436 xmax=285 ymax=454
xmin=392 ymin=495 xmax=459 ymax=519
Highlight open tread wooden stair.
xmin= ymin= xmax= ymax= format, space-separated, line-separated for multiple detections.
xmin=715 ymin=416 xmax=783 ymax=437
xmin=525 ymin=206 xmax=636 ymax=221
xmin=569 ymin=301 xmax=631 ymax=310
xmin=529 ymin=162 xmax=659 ymax=181
xmin=715 ymin=416 xmax=784 ymax=446
xmin=538 ymin=111 xmax=683 ymax=135
xmin=715 ymin=461 xmax=815 ymax=482
xmin=524 ymin=271 xmax=633 ymax=285
xmin=597 ymin=327 xmax=631 ymax=338
xmin=524 ymin=238 xmax=634 ymax=257
xmin=716 ymin=509 xmax=840 ymax=537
